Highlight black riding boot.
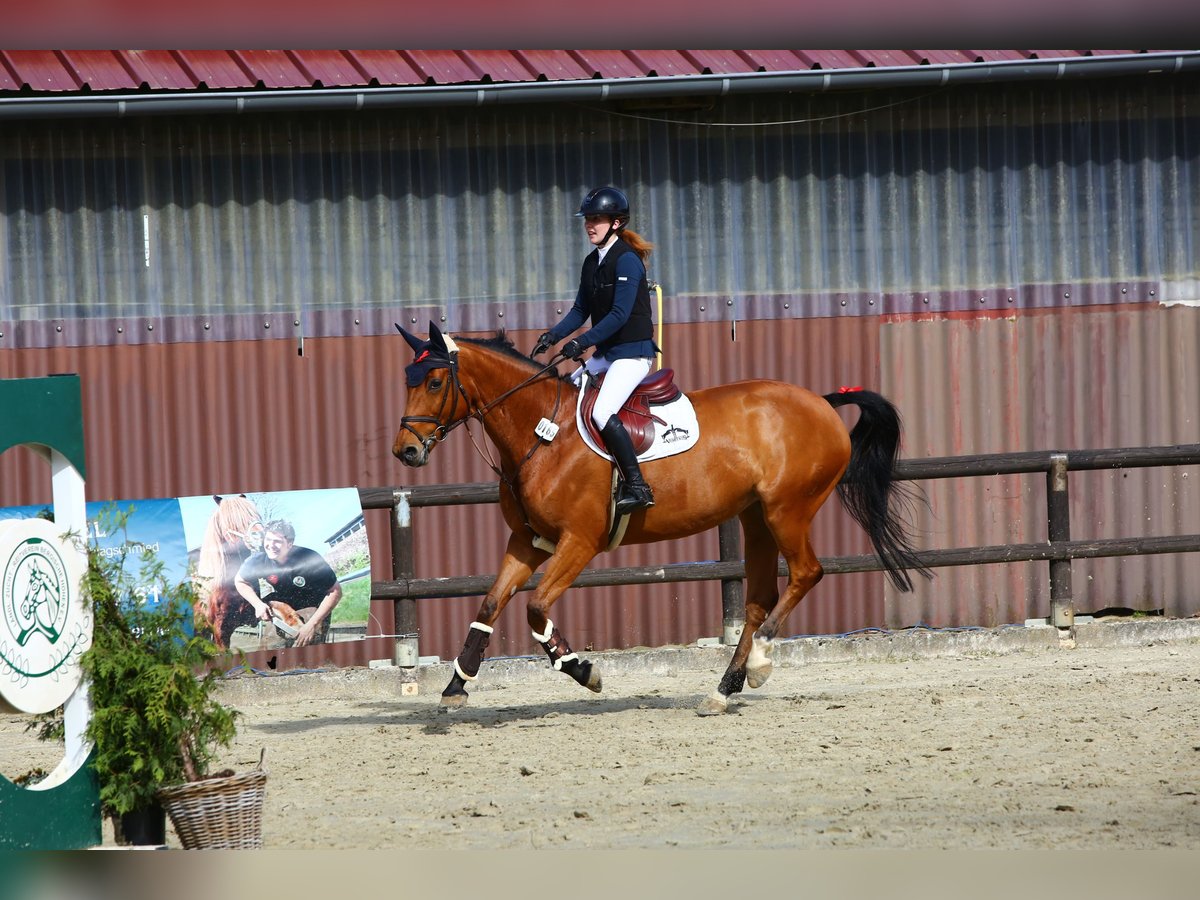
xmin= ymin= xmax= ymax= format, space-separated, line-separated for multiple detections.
xmin=599 ymin=415 xmax=655 ymax=514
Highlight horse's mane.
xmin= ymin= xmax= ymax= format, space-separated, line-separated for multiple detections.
xmin=456 ymin=331 xmax=573 ymax=383
xmin=195 ymin=495 xmax=261 ymax=583
xmin=191 ymin=494 xmax=263 ymax=645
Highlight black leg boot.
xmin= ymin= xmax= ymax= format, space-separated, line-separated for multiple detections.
xmin=599 ymin=415 xmax=655 ymax=514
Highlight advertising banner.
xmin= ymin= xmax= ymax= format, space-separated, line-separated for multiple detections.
xmin=0 ymin=487 xmax=369 ymax=657
xmin=178 ymin=489 xmax=368 ymax=653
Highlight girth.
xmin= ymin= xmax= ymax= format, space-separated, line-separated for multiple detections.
xmin=580 ymin=368 xmax=682 ymax=455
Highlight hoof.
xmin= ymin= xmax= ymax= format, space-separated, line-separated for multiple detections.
xmin=745 ymin=634 xmax=774 ymax=689
xmin=745 ymin=666 xmax=772 ymax=690
xmin=584 ymin=664 xmax=602 ymax=693
xmin=439 ymin=691 xmax=469 ymax=712
xmin=696 ymin=691 xmax=729 ymax=716
xmin=562 ymin=659 xmax=603 ymax=693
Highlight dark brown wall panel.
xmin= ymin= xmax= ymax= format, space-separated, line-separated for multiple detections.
xmin=6 ymin=304 xmax=1196 ymax=664
xmin=1 ymin=317 xmax=888 ymax=663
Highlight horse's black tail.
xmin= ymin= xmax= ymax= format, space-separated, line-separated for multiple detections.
xmin=824 ymin=389 xmax=932 ymax=592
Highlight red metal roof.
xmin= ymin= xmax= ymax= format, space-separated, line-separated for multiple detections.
xmin=0 ymin=50 xmax=1178 ymax=95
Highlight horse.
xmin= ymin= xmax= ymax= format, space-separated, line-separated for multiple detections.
xmin=192 ymin=494 xmax=263 ymax=650
xmin=392 ymin=323 xmax=930 ymax=715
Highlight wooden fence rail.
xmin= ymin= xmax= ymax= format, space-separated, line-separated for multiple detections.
xmin=360 ymin=443 xmax=1200 ymax=665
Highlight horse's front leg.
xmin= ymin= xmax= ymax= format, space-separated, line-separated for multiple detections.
xmin=440 ymin=532 xmax=549 ymax=711
xmin=526 ymin=535 xmax=604 ymax=693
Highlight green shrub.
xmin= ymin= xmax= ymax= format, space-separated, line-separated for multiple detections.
xmin=81 ymin=518 xmax=239 ymax=818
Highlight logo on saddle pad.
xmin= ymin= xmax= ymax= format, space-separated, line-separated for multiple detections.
xmin=661 ymin=424 xmax=691 ymax=444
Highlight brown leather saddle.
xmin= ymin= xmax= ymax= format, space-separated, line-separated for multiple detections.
xmin=581 ymin=368 xmax=682 ymax=455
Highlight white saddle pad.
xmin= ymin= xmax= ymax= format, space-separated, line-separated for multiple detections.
xmin=574 ymin=371 xmax=700 ymax=462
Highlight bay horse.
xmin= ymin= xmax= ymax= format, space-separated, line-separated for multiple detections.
xmin=393 ymin=323 xmax=929 ymax=715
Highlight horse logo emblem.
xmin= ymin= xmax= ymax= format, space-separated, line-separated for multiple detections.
xmin=0 ymin=517 xmax=89 ymax=712
xmin=661 ymin=425 xmax=690 ymax=444
xmin=3 ymin=537 xmax=70 ymax=648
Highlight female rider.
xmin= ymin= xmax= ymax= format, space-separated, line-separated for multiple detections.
xmin=533 ymin=186 xmax=657 ymax=514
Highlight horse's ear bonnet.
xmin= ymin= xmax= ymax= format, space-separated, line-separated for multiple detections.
xmin=399 ymin=322 xmax=457 ymax=387
xmin=396 ymin=323 xmax=424 ymax=353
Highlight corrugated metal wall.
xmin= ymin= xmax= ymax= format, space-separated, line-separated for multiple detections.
xmin=3 ymin=77 xmax=1196 ymax=342
xmin=0 ymin=317 xmax=883 ymax=663
xmin=2 ymin=73 xmax=1198 ymax=664
xmin=886 ymin=303 xmax=1200 ymax=627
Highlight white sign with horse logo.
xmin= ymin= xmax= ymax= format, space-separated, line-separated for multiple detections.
xmin=0 ymin=517 xmax=91 ymax=715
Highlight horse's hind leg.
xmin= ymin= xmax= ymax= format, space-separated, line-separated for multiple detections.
xmin=747 ymin=504 xmax=828 ymax=682
xmin=698 ymin=503 xmax=780 ymax=716
xmin=440 ymin=532 xmax=549 ymax=710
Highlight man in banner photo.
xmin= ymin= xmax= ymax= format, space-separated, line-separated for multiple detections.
xmin=234 ymin=518 xmax=342 ymax=647
xmin=180 ymin=489 xmax=367 ymax=651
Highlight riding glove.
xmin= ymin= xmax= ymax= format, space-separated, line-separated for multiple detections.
xmin=561 ymin=339 xmax=586 ymax=361
xmin=532 ymin=332 xmax=555 ymax=356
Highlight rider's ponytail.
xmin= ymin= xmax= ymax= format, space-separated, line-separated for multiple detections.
xmin=620 ymin=227 xmax=654 ymax=265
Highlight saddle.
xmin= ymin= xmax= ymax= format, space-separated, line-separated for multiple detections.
xmin=580 ymin=368 xmax=682 ymax=455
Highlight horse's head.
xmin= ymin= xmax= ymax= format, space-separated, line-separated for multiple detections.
xmin=194 ymin=494 xmax=263 ymax=639
xmin=392 ymin=322 xmax=471 ymax=467
xmin=212 ymin=494 xmax=263 ymax=551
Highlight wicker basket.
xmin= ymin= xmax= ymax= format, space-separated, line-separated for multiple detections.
xmin=157 ymin=750 xmax=267 ymax=849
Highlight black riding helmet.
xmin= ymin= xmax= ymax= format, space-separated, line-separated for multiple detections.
xmin=575 ymin=186 xmax=630 ymax=223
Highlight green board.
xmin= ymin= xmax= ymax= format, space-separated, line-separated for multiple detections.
xmin=0 ymin=373 xmax=100 ymax=849
xmin=0 ymin=753 xmax=102 ymax=849
xmin=0 ymin=375 xmax=86 ymax=479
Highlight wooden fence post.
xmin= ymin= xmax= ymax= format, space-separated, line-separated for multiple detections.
xmin=717 ymin=518 xmax=744 ymax=645
xmin=1047 ymin=453 xmax=1074 ymax=630
xmin=391 ymin=489 xmax=419 ymax=666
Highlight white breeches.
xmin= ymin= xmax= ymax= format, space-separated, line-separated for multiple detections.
xmin=576 ymin=356 xmax=654 ymax=429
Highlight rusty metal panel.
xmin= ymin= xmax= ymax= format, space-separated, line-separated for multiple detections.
xmin=398 ymin=51 xmax=483 ymax=86
xmin=448 ymin=50 xmax=541 ymax=83
xmin=883 ymin=303 xmax=1200 ymax=627
xmin=4 ymin=306 xmax=1200 ymax=664
xmin=0 ymin=50 xmax=78 ymax=91
xmin=228 ymin=50 xmax=308 ymax=89
xmin=0 ymin=317 xmax=887 ymax=664
xmin=56 ymin=51 xmax=139 ymax=91
xmin=509 ymin=50 xmax=593 ymax=82
xmin=171 ymin=51 xmax=255 ymax=90
xmin=623 ymin=51 xmax=703 ymax=77
xmin=1 ymin=62 xmax=1198 ymax=669
xmin=118 ymin=50 xmax=194 ymax=90
xmin=286 ymin=50 xmax=371 ymax=87
xmin=565 ymin=51 xmax=648 ymax=80
xmin=340 ymin=50 xmax=425 ymax=86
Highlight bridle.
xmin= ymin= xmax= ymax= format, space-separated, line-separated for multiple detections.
xmin=397 ymin=353 xmax=473 ymax=456
xmin=399 ymin=346 xmax=567 ymax=478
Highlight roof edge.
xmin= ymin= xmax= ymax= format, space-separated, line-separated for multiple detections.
xmin=0 ymin=51 xmax=1197 ymax=121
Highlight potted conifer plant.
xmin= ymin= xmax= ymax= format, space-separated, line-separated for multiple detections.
xmin=78 ymin=511 xmax=264 ymax=847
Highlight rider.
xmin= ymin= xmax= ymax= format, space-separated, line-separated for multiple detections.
xmin=533 ymin=185 xmax=657 ymax=514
